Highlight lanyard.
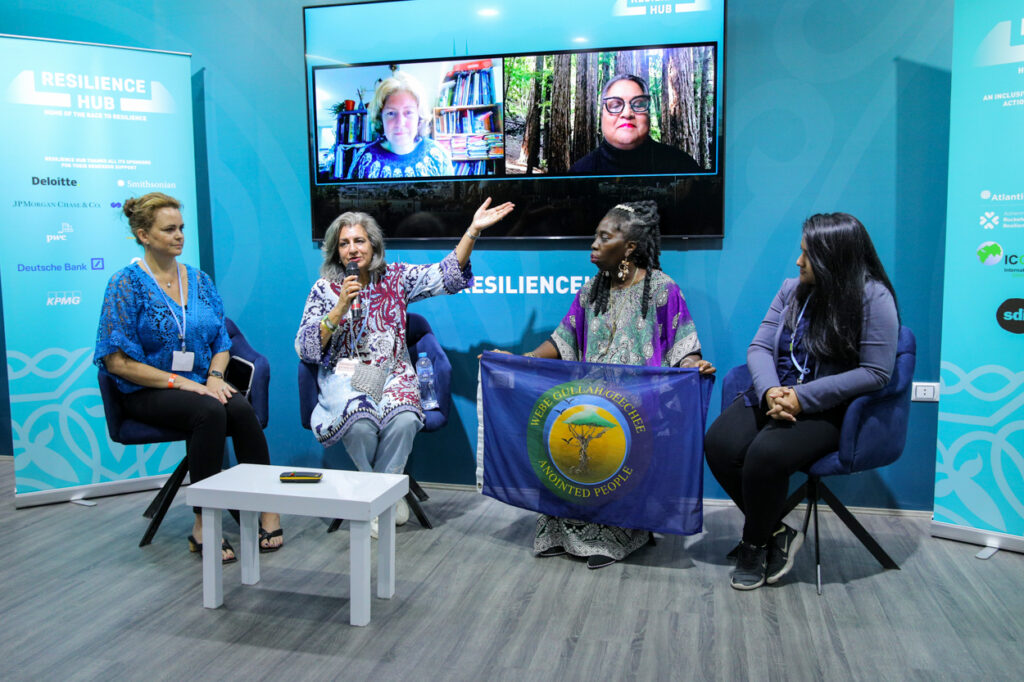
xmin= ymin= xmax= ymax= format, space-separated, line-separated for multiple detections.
xmin=140 ymin=260 xmax=188 ymax=351
xmin=789 ymin=296 xmax=811 ymax=384
xmin=347 ymin=287 xmax=371 ymax=359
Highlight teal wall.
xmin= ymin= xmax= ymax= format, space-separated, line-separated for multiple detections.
xmin=0 ymin=0 xmax=953 ymax=510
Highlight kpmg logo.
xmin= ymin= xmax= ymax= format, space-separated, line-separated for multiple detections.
xmin=997 ymin=298 xmax=1024 ymax=333
xmin=46 ymin=291 xmax=82 ymax=306
xmin=46 ymin=222 xmax=74 ymax=243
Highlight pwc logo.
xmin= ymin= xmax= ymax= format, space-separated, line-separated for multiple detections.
xmin=46 ymin=222 xmax=73 ymax=243
xmin=997 ymin=298 xmax=1024 ymax=333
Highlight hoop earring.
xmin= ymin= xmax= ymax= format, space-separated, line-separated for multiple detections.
xmin=617 ymin=258 xmax=631 ymax=281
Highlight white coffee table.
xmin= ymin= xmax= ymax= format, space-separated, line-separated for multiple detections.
xmin=184 ymin=463 xmax=409 ymax=626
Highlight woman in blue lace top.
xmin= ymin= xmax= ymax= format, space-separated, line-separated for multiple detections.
xmin=95 ymin=192 xmax=283 ymax=562
xmin=348 ymin=71 xmax=454 ymax=179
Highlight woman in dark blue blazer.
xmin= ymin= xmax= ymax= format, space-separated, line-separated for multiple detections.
xmin=705 ymin=213 xmax=899 ymax=590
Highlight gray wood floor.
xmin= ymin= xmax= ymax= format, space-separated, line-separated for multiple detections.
xmin=1 ymin=458 xmax=1022 ymax=681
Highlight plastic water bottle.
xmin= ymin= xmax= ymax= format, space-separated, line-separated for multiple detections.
xmin=416 ymin=352 xmax=439 ymax=410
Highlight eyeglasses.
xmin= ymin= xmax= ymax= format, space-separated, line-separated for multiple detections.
xmin=602 ymin=95 xmax=651 ymax=115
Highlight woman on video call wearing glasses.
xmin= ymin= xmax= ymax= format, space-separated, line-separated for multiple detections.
xmin=569 ymin=74 xmax=703 ymax=175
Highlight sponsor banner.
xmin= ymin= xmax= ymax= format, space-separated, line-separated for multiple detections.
xmin=935 ymin=2 xmax=1024 ymax=544
xmin=0 ymin=35 xmax=197 ymax=500
xmin=479 ymin=352 xmax=712 ymax=535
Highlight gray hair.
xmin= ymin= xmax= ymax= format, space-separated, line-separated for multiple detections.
xmin=601 ymin=73 xmax=650 ymax=98
xmin=368 ymin=71 xmax=430 ymax=138
xmin=320 ymin=211 xmax=388 ymax=282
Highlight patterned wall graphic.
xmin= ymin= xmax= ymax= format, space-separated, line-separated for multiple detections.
xmin=0 ymin=36 xmax=195 ymax=503
xmin=935 ymin=1 xmax=1024 ymax=548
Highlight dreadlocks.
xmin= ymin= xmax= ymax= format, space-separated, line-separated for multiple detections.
xmin=588 ymin=200 xmax=662 ymax=318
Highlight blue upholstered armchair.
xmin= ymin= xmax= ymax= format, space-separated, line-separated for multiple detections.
xmin=720 ymin=325 xmax=916 ymax=593
xmin=297 ymin=312 xmax=452 ymax=529
xmin=97 ymin=317 xmax=270 ymax=547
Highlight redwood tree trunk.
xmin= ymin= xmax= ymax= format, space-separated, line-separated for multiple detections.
xmin=615 ymin=50 xmax=638 ymax=78
xmin=571 ymin=52 xmax=597 ymax=165
xmin=661 ymin=48 xmax=683 ymax=148
xmin=546 ymin=53 xmax=572 ymax=173
xmin=518 ymin=55 xmax=543 ymax=173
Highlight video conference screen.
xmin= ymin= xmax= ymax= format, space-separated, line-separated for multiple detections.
xmin=304 ymin=0 xmax=725 ymax=240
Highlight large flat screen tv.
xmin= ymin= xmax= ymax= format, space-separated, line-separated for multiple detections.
xmin=304 ymin=0 xmax=725 ymax=240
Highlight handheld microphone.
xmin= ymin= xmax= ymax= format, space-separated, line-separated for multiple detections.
xmin=344 ymin=261 xmax=362 ymax=319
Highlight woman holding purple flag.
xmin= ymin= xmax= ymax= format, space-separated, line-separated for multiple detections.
xmin=517 ymin=201 xmax=715 ymax=569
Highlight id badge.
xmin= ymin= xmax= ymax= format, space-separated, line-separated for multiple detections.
xmin=334 ymin=358 xmax=357 ymax=377
xmin=172 ymin=350 xmax=195 ymax=372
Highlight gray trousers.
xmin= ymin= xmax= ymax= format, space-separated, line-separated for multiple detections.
xmin=340 ymin=412 xmax=422 ymax=474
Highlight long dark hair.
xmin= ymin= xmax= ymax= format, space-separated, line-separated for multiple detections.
xmin=588 ymin=200 xmax=662 ymax=318
xmin=787 ymin=213 xmax=898 ymax=364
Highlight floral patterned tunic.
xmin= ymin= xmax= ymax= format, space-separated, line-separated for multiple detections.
xmin=295 ymin=250 xmax=471 ymax=446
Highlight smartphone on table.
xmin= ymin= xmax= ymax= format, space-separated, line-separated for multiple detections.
xmin=279 ymin=471 xmax=323 ymax=483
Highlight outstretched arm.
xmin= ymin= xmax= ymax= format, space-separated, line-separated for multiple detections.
xmin=455 ymin=197 xmax=515 ymax=267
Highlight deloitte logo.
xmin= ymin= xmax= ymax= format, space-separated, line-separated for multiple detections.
xmin=527 ymin=382 xmax=649 ymax=503
xmin=977 ymin=242 xmax=1003 ymax=265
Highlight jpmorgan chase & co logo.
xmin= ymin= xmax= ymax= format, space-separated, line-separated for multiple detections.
xmin=997 ymin=298 xmax=1024 ymax=333
xmin=526 ymin=381 xmax=650 ymax=503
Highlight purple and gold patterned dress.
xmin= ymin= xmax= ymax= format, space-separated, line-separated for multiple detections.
xmin=538 ymin=269 xmax=702 ymax=560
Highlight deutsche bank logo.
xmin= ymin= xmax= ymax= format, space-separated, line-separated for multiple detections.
xmin=47 ymin=291 xmax=82 ymax=306
xmin=91 ymin=257 xmax=105 ymax=270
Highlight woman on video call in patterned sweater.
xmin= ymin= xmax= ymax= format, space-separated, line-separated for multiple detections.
xmin=348 ymin=71 xmax=454 ymax=179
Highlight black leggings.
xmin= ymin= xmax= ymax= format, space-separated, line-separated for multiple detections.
xmin=124 ymin=389 xmax=270 ymax=510
xmin=704 ymin=397 xmax=844 ymax=546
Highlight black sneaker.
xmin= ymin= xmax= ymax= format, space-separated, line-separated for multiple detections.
xmin=730 ymin=542 xmax=767 ymax=590
xmin=537 ymin=545 xmax=566 ymax=558
xmin=586 ymin=554 xmax=616 ymax=569
xmin=766 ymin=523 xmax=804 ymax=584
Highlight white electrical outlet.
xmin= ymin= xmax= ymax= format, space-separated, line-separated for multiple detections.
xmin=912 ymin=381 xmax=940 ymax=402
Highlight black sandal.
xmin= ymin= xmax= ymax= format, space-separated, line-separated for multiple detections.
xmin=259 ymin=526 xmax=284 ymax=553
xmin=187 ymin=535 xmax=239 ymax=564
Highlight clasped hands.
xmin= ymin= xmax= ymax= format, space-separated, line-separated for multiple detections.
xmin=177 ymin=375 xmax=237 ymax=405
xmin=765 ymin=386 xmax=802 ymax=422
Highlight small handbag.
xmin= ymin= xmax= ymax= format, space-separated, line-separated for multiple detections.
xmin=351 ymin=360 xmax=390 ymax=403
